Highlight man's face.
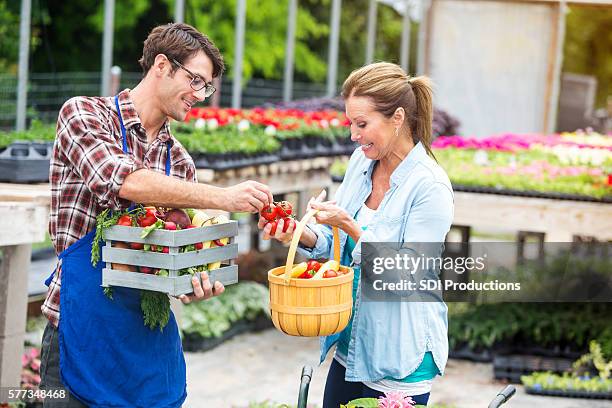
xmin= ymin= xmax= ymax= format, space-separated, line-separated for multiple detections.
xmin=159 ymin=51 xmax=214 ymax=121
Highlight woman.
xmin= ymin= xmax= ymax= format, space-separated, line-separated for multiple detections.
xmin=261 ymin=62 xmax=454 ymax=406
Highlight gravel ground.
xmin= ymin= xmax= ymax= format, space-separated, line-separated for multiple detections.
xmin=184 ymin=328 xmax=612 ymax=408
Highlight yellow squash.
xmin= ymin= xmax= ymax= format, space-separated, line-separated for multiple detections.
xmin=207 ymin=215 xmax=231 ymax=270
xmin=312 ymin=260 xmax=340 ymax=279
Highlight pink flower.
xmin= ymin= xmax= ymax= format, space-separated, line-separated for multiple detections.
xmin=30 ymin=358 xmax=41 ymax=372
xmin=28 ymin=348 xmax=40 ymax=359
xmin=378 ymin=391 xmax=416 ymax=408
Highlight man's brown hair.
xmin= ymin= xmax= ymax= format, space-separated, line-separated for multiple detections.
xmin=139 ymin=23 xmax=225 ymax=78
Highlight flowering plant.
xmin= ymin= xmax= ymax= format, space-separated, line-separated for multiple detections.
xmin=174 ymin=107 xmax=349 ymax=155
xmin=342 ymin=391 xmax=432 ymax=408
xmin=333 ymin=131 xmax=611 ymax=199
xmin=21 ymin=348 xmax=41 ymax=390
xmin=15 ymin=347 xmax=43 ymax=404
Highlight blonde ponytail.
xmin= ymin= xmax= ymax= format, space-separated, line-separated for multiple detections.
xmin=408 ymin=76 xmax=436 ymax=160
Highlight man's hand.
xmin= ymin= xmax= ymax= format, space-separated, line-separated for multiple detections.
xmin=178 ymin=271 xmax=225 ymax=304
xmin=222 ymin=180 xmax=273 ymax=213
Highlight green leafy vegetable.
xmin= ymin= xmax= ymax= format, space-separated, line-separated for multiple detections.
xmin=140 ymin=219 xmax=164 ymax=239
xmin=141 ymin=291 xmax=171 ymax=331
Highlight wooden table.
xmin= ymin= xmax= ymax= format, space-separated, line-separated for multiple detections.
xmin=0 ymin=187 xmax=49 ymax=388
xmin=453 ymin=191 xmax=612 ymax=242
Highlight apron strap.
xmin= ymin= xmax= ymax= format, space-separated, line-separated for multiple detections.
xmin=115 ymin=94 xmax=172 ymax=176
xmin=165 ymin=141 xmax=171 ymax=176
xmin=114 ymin=95 xmax=129 ymax=154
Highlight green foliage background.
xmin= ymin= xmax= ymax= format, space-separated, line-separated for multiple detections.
xmin=0 ymin=1 xmax=609 ymax=106
xmin=563 ymin=5 xmax=612 ymax=107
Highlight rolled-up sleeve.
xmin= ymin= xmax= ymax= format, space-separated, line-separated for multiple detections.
xmin=296 ymin=223 xmax=334 ymax=259
xmin=56 ymin=97 xmax=144 ymax=209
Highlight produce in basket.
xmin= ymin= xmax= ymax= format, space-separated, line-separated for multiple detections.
xmin=290 ymin=259 xmax=344 ymax=279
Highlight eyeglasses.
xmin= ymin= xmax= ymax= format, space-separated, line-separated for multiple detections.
xmin=171 ymin=58 xmax=216 ymax=97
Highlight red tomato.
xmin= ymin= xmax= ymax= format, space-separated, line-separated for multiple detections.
xmin=117 ymin=215 xmax=132 ymax=226
xmin=268 ymin=220 xmax=278 ymax=235
xmin=298 ymin=270 xmax=315 ymax=279
xmin=194 ymin=242 xmax=204 ymax=250
xmin=129 ymin=242 xmax=144 ymax=250
xmin=137 ymin=212 xmax=157 ymax=227
xmin=276 ymin=201 xmax=293 ymax=217
xmin=140 ymin=266 xmax=153 ymax=274
xmin=260 ymin=205 xmax=278 ymax=221
xmin=282 ymin=217 xmax=294 ymax=233
xmin=323 ymin=270 xmax=338 ymax=278
xmin=307 ymin=260 xmax=321 ymax=271
xmin=162 ymin=246 xmax=169 ymax=253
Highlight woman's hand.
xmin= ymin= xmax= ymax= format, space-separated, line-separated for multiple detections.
xmin=258 ymin=215 xmax=296 ymax=244
xmin=308 ymin=190 xmax=361 ymax=242
xmin=309 ymin=200 xmax=350 ymax=229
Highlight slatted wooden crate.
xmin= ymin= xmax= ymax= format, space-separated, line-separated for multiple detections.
xmin=101 ymin=221 xmax=239 ymax=296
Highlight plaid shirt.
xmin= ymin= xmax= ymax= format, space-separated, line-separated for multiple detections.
xmin=42 ymin=89 xmax=197 ymax=327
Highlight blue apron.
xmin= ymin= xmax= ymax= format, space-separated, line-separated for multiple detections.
xmin=45 ymin=95 xmax=186 ymax=407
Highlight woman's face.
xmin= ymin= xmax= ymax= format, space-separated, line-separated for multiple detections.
xmin=345 ymin=95 xmax=400 ymax=161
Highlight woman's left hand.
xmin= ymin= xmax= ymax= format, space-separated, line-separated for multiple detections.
xmin=309 ymin=200 xmax=350 ymax=229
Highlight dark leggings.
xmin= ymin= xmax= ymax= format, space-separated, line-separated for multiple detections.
xmin=323 ymin=359 xmax=430 ymax=408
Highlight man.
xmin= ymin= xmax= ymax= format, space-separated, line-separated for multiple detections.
xmin=39 ymin=23 xmax=272 ymax=407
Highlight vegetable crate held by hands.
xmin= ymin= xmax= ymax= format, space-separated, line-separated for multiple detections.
xmin=101 ymin=210 xmax=239 ymax=296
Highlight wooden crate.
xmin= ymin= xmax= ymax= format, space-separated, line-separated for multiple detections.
xmin=101 ymin=221 xmax=239 ymax=296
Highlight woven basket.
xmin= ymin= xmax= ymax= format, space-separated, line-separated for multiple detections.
xmin=268 ymin=209 xmax=354 ymax=337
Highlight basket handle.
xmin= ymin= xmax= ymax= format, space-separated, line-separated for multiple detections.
xmin=284 ymin=208 xmax=341 ymax=281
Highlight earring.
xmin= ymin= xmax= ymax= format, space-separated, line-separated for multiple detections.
xmin=395 ymin=128 xmax=399 ymax=138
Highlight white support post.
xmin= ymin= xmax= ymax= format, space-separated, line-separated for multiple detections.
xmin=326 ymin=0 xmax=342 ymax=97
xmin=100 ymin=0 xmax=116 ymax=96
xmin=232 ymin=0 xmax=247 ymax=109
xmin=400 ymin=0 xmax=412 ymax=72
xmin=547 ymin=1 xmax=567 ymax=133
xmin=175 ymin=0 xmax=185 ymax=23
xmin=283 ymin=0 xmax=298 ymax=102
xmin=16 ymin=0 xmax=32 ymax=131
xmin=416 ymin=0 xmax=430 ymax=75
xmin=0 ymin=202 xmax=48 ymax=389
xmin=365 ymin=0 xmax=378 ymax=64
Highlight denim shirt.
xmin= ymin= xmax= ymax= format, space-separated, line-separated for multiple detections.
xmin=298 ymin=142 xmax=454 ymax=382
